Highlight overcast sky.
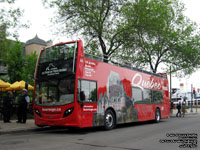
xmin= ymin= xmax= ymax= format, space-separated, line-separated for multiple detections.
xmin=11 ymin=0 xmax=200 ymax=43
xmin=183 ymin=0 xmax=200 ymax=24
xmin=7 ymin=0 xmax=200 ymax=90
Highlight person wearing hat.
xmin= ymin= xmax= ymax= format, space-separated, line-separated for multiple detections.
xmin=16 ymin=89 xmax=30 ymax=123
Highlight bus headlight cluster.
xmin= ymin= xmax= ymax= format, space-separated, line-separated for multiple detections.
xmin=35 ymin=109 xmax=42 ymax=117
xmin=63 ymin=107 xmax=74 ymax=118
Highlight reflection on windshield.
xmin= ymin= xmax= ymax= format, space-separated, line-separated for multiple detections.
xmin=39 ymin=42 xmax=76 ymax=64
xmin=35 ymin=79 xmax=75 ymax=106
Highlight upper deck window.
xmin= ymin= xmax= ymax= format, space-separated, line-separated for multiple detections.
xmin=36 ymin=42 xmax=77 ymax=79
xmin=40 ymin=42 xmax=76 ymax=64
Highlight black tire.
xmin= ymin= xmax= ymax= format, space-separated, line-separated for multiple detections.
xmin=36 ymin=125 xmax=45 ymax=127
xmin=155 ymin=109 xmax=161 ymax=123
xmin=104 ymin=110 xmax=116 ymax=130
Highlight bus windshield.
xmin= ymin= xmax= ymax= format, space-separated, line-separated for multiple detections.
xmin=40 ymin=42 xmax=76 ymax=64
xmin=34 ymin=42 xmax=77 ymax=106
xmin=34 ymin=78 xmax=75 ymax=106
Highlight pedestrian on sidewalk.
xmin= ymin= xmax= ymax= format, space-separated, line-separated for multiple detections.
xmin=17 ymin=89 xmax=30 ymax=124
xmin=170 ymin=101 xmax=174 ymax=115
xmin=182 ymin=99 xmax=186 ymax=117
xmin=3 ymin=91 xmax=13 ymax=123
xmin=176 ymin=102 xmax=182 ymax=117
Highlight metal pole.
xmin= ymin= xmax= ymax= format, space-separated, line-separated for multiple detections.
xmin=191 ymin=84 xmax=193 ymax=112
xmin=170 ymin=66 xmax=172 ymax=102
xmin=196 ymin=99 xmax=197 ymax=113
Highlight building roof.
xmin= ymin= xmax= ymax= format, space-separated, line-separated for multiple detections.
xmin=24 ymin=35 xmax=47 ymax=46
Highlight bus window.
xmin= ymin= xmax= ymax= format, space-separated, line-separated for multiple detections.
xmin=132 ymin=87 xmax=152 ymax=104
xmin=78 ymin=79 xmax=97 ymax=103
xmin=132 ymin=87 xmax=143 ymax=103
xmin=58 ymin=79 xmax=74 ymax=104
xmin=40 ymin=42 xmax=76 ymax=64
xmin=143 ymin=89 xmax=152 ymax=104
xmin=152 ymin=90 xmax=163 ymax=104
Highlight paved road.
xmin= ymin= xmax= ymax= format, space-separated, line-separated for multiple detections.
xmin=0 ymin=114 xmax=199 ymax=150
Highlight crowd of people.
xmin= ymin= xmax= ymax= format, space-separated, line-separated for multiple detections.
xmin=2 ymin=89 xmax=30 ymax=124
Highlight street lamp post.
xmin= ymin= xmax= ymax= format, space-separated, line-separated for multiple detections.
xmin=191 ymin=84 xmax=193 ymax=112
xmin=170 ymin=66 xmax=172 ymax=102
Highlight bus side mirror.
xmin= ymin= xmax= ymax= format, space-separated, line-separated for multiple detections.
xmin=81 ymin=103 xmax=84 ymax=108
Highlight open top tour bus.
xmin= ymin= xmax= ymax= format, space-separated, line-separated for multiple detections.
xmin=33 ymin=40 xmax=170 ymax=130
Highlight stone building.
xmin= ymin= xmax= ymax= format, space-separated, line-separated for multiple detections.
xmin=23 ymin=35 xmax=47 ymax=56
xmin=0 ymin=35 xmax=50 ymax=75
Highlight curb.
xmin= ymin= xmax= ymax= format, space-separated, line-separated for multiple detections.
xmin=170 ymin=112 xmax=198 ymax=117
xmin=0 ymin=126 xmax=57 ymax=135
xmin=0 ymin=127 xmax=38 ymax=135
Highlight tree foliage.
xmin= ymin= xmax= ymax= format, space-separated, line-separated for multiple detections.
xmin=0 ymin=0 xmax=27 ymax=58
xmin=0 ymin=24 xmax=9 ymax=57
xmin=45 ymin=0 xmax=200 ymax=76
xmin=120 ymin=0 xmax=200 ymax=75
xmin=5 ymin=41 xmax=24 ymax=83
xmin=3 ymin=42 xmax=37 ymax=85
xmin=0 ymin=0 xmax=33 ymax=83
xmin=0 ymin=0 xmax=25 ymax=38
xmin=46 ymin=0 xmax=126 ymax=62
xmin=22 ymin=52 xmax=38 ymax=86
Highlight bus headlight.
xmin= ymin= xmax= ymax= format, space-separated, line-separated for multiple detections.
xmin=63 ymin=107 xmax=74 ymax=118
xmin=35 ymin=109 xmax=42 ymax=117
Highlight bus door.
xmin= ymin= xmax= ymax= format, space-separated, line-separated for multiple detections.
xmin=77 ymin=79 xmax=97 ymax=127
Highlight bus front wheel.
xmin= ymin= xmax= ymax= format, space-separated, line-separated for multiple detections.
xmin=104 ymin=110 xmax=116 ymax=130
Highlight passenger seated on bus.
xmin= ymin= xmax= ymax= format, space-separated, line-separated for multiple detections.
xmin=80 ymin=91 xmax=86 ymax=101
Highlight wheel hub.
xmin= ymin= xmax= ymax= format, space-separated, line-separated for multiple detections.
xmin=105 ymin=113 xmax=113 ymax=127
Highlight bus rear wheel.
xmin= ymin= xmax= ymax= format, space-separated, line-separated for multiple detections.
xmin=104 ymin=110 xmax=116 ymax=130
xmin=155 ymin=109 xmax=161 ymax=123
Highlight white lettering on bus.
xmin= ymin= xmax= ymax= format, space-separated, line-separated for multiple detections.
xmin=42 ymin=108 xmax=61 ymax=112
xmin=131 ymin=73 xmax=161 ymax=90
xmin=83 ymin=108 xmax=97 ymax=111
xmin=83 ymin=105 xmax=97 ymax=112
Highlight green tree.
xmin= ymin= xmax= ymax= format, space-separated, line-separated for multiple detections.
xmin=22 ymin=52 xmax=38 ymax=86
xmin=45 ymin=0 xmax=126 ymax=62
xmin=0 ymin=0 xmax=27 ymax=58
xmin=45 ymin=0 xmax=200 ymax=76
xmin=6 ymin=41 xmax=24 ymax=83
xmin=0 ymin=24 xmax=9 ymax=58
xmin=0 ymin=0 xmax=25 ymax=38
xmin=120 ymin=0 xmax=200 ymax=75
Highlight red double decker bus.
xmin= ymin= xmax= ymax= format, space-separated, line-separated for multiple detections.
xmin=33 ymin=40 xmax=170 ymax=130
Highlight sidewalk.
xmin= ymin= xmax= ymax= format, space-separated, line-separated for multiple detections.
xmin=0 ymin=109 xmax=199 ymax=135
xmin=0 ymin=119 xmax=38 ymax=135
xmin=171 ymin=108 xmax=200 ymax=117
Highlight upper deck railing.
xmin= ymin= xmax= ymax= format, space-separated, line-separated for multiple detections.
xmin=84 ymin=53 xmax=167 ymax=79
